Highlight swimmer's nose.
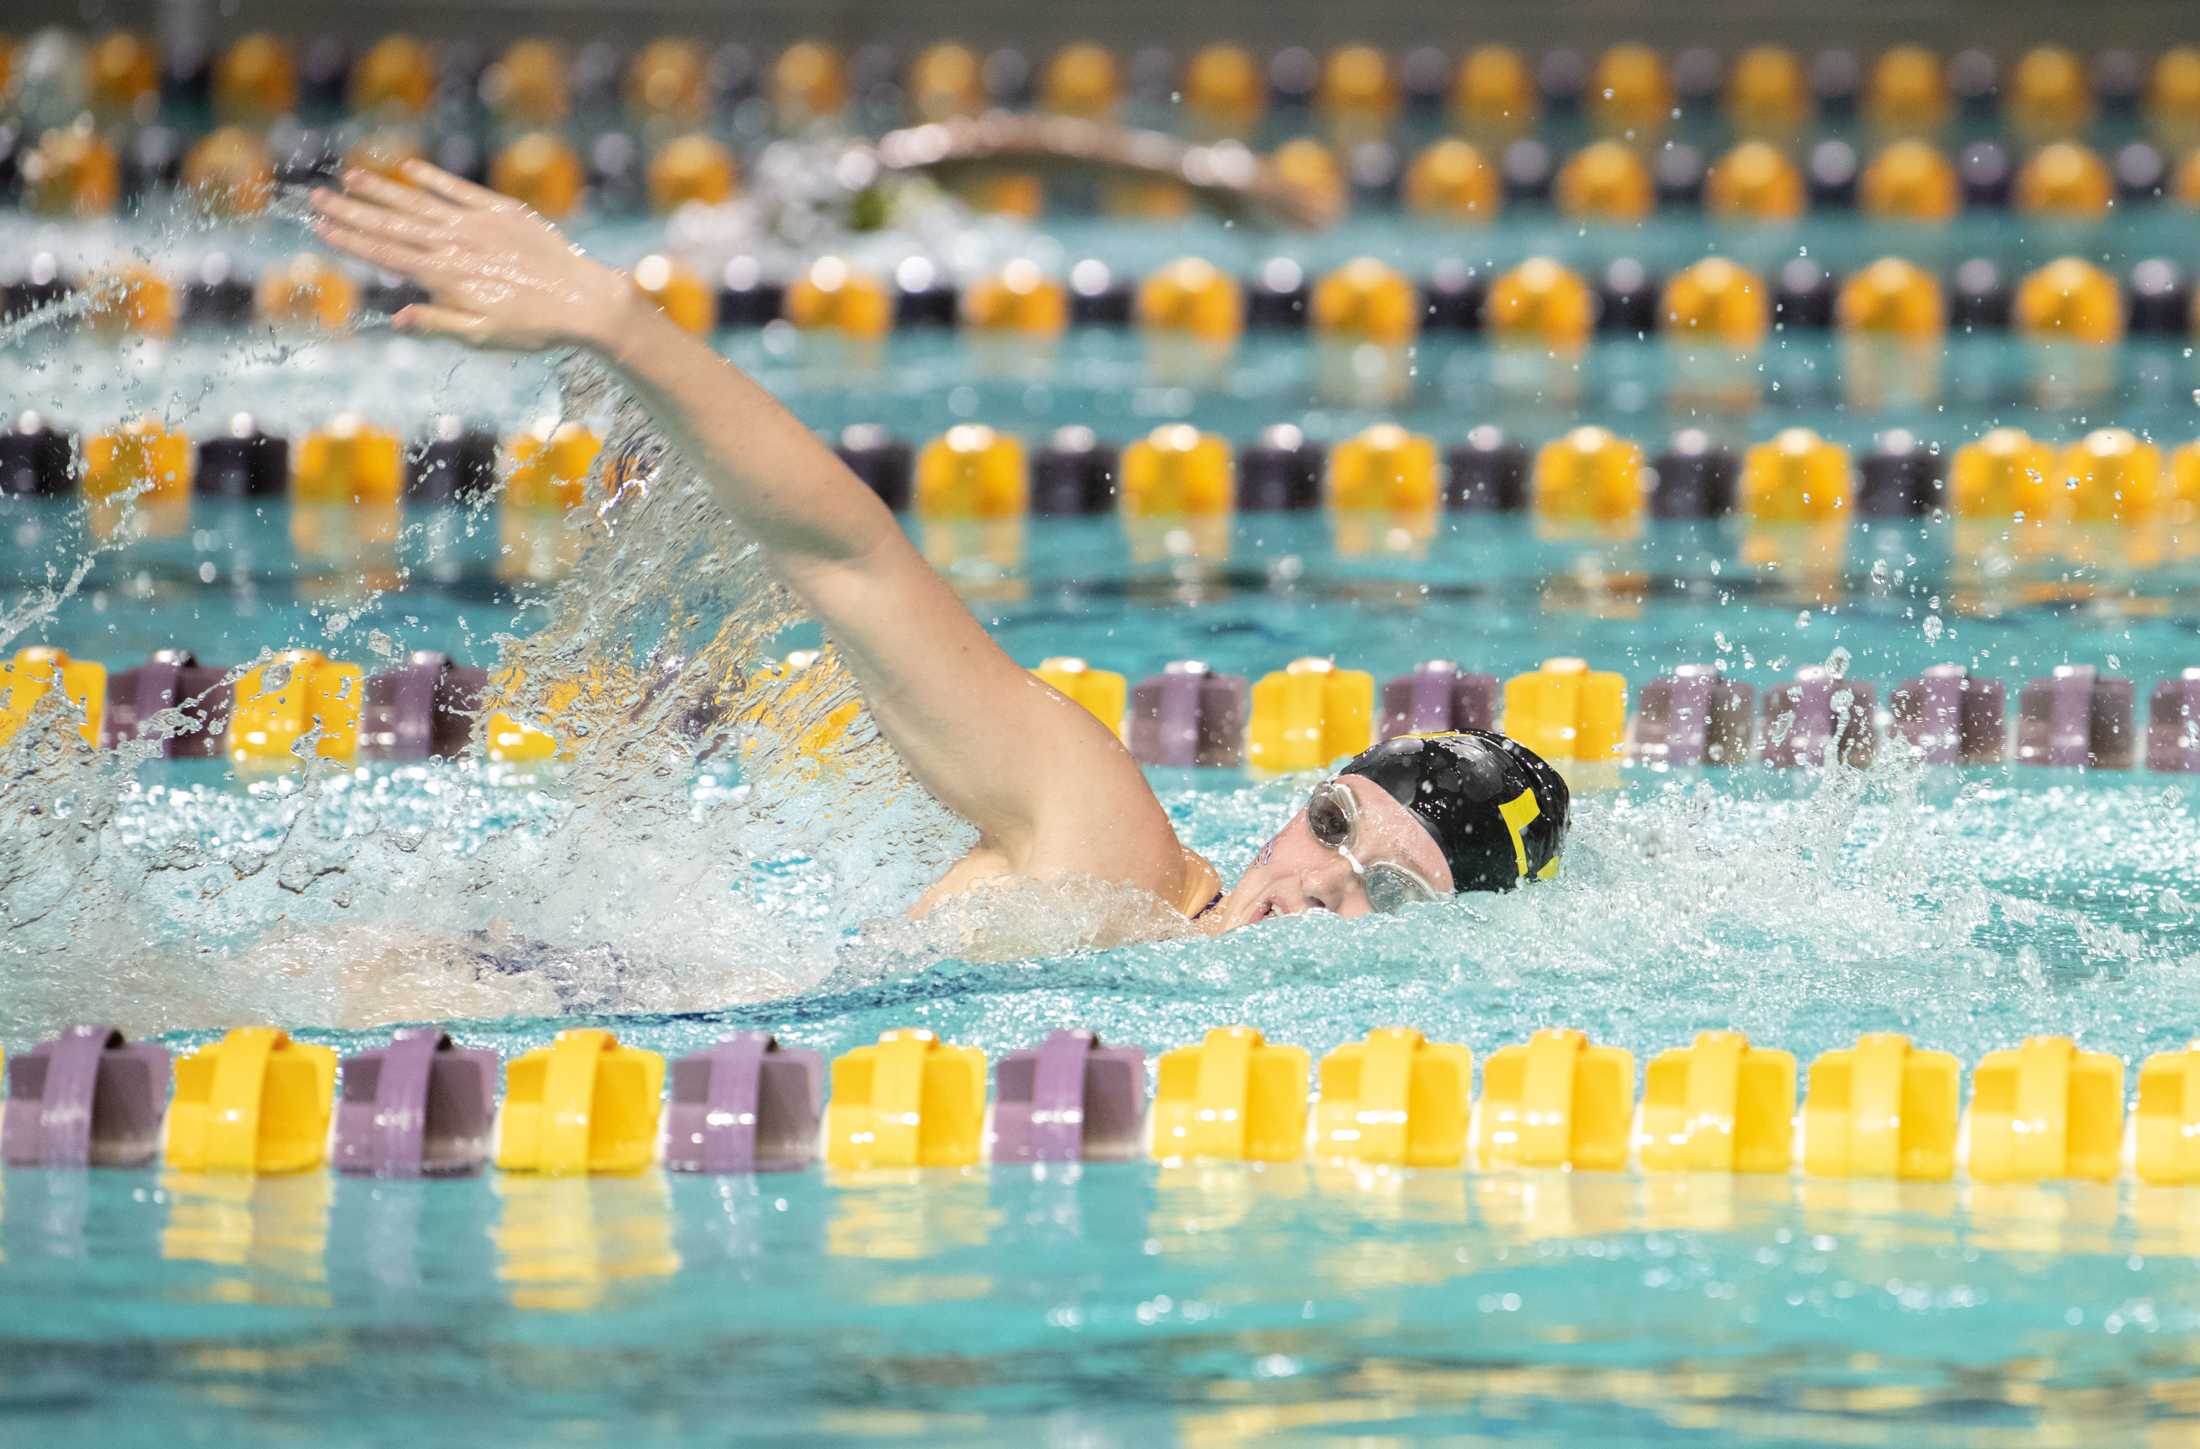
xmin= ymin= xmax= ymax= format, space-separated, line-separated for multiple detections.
xmin=1297 ymin=857 xmax=1366 ymax=917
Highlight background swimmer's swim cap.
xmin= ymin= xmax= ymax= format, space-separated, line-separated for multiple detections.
xmin=1335 ymin=730 xmax=1569 ymax=892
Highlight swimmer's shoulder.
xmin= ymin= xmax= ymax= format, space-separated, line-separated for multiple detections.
xmin=1175 ymin=849 xmax=1224 ymax=920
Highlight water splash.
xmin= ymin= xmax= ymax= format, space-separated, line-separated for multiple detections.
xmin=0 ymin=186 xmax=1000 ymax=1038
xmin=0 ymin=335 xmax=976 ymax=1036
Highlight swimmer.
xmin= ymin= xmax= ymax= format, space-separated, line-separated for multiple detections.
xmin=864 ymin=112 xmax=1342 ymax=229
xmin=308 ymin=161 xmax=1565 ymax=934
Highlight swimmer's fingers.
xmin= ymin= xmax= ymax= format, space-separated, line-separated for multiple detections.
xmin=310 ymin=192 xmax=447 ymax=251
xmin=390 ymin=302 xmax=489 ymax=345
xmin=398 ymin=158 xmax=509 ymax=211
xmin=336 ymin=167 xmax=459 ymax=220
xmin=311 ymin=219 xmax=435 ymax=278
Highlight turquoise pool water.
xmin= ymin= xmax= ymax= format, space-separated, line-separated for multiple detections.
xmin=2 ymin=195 xmax=2199 ymax=1444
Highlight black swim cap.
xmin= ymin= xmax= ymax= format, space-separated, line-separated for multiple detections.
xmin=1335 ymin=730 xmax=1569 ymax=892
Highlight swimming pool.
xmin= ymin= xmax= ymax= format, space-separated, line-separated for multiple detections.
xmin=6 ymin=51 xmax=2200 ymax=1444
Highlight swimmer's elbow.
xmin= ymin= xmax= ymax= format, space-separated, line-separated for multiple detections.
xmin=779 ymin=490 xmax=913 ymax=574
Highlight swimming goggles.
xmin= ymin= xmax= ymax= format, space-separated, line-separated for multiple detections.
xmin=1304 ymin=778 xmax=1447 ymax=913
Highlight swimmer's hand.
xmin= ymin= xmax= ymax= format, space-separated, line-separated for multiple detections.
xmin=308 ymin=160 xmax=633 ymax=352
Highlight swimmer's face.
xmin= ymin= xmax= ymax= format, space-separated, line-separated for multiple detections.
xmin=1212 ymin=774 xmax=1454 ymax=929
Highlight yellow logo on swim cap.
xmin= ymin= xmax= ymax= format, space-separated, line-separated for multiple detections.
xmin=1498 ymin=786 xmax=1540 ymax=878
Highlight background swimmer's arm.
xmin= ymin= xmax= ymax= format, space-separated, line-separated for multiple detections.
xmin=309 ymin=163 xmax=1188 ymax=898
xmin=867 ymin=114 xmax=1342 ymax=231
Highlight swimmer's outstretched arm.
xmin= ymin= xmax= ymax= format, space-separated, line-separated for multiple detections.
xmin=310 ymin=162 xmax=1191 ymax=905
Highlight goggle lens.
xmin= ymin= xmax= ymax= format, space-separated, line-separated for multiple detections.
xmin=1306 ymin=783 xmax=1356 ymax=850
xmin=1303 ymin=780 xmax=1443 ymax=913
xmin=1363 ymin=862 xmax=1441 ymax=913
